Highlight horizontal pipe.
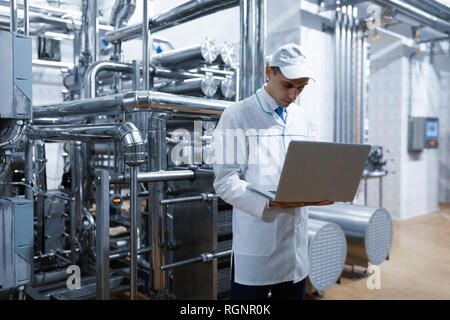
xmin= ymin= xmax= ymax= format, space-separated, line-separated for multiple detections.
xmin=26 ymin=123 xmax=144 ymax=166
xmin=373 ymin=0 xmax=450 ymax=35
xmin=160 ymin=193 xmax=218 ymax=205
xmin=104 ymin=0 xmax=239 ymax=43
xmin=32 ymin=59 xmax=74 ymax=70
xmin=160 ymin=250 xmax=232 ymax=271
xmin=152 ymin=39 xmax=218 ymax=68
xmin=109 ymin=169 xmax=195 ymax=184
xmin=33 ymin=90 xmax=232 ymax=118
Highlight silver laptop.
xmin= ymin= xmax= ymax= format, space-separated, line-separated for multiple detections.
xmin=247 ymin=140 xmax=371 ymax=202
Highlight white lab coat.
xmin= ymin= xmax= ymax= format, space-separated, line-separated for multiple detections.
xmin=212 ymin=85 xmax=317 ymax=285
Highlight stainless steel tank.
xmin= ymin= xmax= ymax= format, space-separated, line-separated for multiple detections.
xmin=308 ymin=203 xmax=393 ymax=267
xmin=307 ymin=218 xmax=347 ymax=291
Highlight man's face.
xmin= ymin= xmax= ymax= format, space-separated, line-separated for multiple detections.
xmin=265 ymin=66 xmax=309 ymax=108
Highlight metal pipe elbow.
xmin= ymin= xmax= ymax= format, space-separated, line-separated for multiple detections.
xmin=114 ymin=122 xmax=145 ymax=166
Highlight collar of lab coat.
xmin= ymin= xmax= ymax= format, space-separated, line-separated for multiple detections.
xmin=258 ymin=84 xmax=280 ymax=112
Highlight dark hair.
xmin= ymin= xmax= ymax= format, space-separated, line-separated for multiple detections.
xmin=268 ymin=66 xmax=280 ymax=75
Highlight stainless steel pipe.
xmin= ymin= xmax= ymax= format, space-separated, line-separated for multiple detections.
xmin=33 ymin=90 xmax=232 ymax=118
xmin=109 ymin=170 xmax=195 ymax=185
xmin=308 ymin=203 xmax=393 ymax=267
xmin=129 ymin=165 xmax=138 ymax=300
xmin=157 ymin=76 xmax=220 ymax=98
xmin=152 ymin=38 xmax=219 ymax=69
xmin=104 ymin=0 xmax=239 ymax=43
xmin=240 ymin=0 xmax=266 ymax=99
xmin=84 ymin=61 xmax=135 ymax=98
xmin=160 ymin=250 xmax=232 ymax=271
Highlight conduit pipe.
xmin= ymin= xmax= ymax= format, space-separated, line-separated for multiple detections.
xmin=33 ymin=91 xmax=232 ymax=118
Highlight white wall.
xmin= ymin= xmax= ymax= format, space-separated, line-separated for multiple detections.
xmin=439 ymin=72 xmax=450 ymax=203
xmin=366 ymin=47 xmax=443 ymax=220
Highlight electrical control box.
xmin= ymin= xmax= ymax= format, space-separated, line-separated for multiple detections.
xmin=0 ymin=30 xmax=32 ymax=120
xmin=0 ymin=197 xmax=33 ymax=291
xmin=408 ymin=117 xmax=439 ymax=152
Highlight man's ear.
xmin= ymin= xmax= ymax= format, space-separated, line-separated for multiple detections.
xmin=265 ymin=65 xmax=272 ymax=80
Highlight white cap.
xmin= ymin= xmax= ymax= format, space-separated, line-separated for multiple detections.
xmin=268 ymin=43 xmax=316 ymax=81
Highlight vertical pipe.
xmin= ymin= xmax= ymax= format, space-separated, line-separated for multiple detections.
xmin=148 ymin=112 xmax=168 ymax=298
xmin=339 ymin=11 xmax=345 ymax=143
xmin=24 ymin=139 xmax=34 ymax=200
xmin=349 ymin=7 xmax=355 ymax=144
xmin=23 ymin=0 xmax=29 ymax=36
xmin=89 ymin=0 xmax=99 ymax=62
xmin=234 ymin=66 xmax=240 ymax=102
xmin=130 ymin=165 xmax=139 ymax=300
xmin=342 ymin=12 xmax=348 ymax=143
xmin=10 ymin=0 xmax=17 ymax=32
xmin=142 ymin=0 xmax=149 ymax=91
xmin=255 ymin=0 xmax=266 ymax=92
xmin=69 ymin=143 xmax=77 ymax=264
xmin=239 ymin=0 xmax=266 ymax=99
xmin=96 ymin=170 xmax=110 ymax=300
xmin=333 ymin=11 xmax=340 ymax=143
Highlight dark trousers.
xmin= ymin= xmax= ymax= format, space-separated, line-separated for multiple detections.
xmin=229 ymin=256 xmax=306 ymax=300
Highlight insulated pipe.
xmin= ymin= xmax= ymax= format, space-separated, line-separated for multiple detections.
xmin=152 ymin=39 xmax=219 ymax=68
xmin=33 ymin=91 xmax=232 ymax=118
xmin=157 ymin=76 xmax=220 ymax=98
xmin=84 ymin=61 xmax=135 ymax=98
xmin=26 ymin=122 xmax=144 ymax=153
xmin=104 ymin=0 xmax=240 ymax=43
xmin=308 ymin=203 xmax=393 ymax=267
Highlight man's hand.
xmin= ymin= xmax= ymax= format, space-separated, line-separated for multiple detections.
xmin=269 ymin=200 xmax=335 ymax=209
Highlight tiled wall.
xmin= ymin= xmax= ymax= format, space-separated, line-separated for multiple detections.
xmin=366 ymin=53 xmax=444 ymax=220
xmin=439 ymin=73 xmax=450 ymax=203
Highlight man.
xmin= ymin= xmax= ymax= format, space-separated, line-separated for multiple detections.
xmin=212 ymin=43 xmax=334 ymax=300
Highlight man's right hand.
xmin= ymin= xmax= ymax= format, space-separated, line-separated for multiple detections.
xmin=269 ymin=200 xmax=335 ymax=209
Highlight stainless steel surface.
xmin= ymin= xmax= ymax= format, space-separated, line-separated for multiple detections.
xmin=307 ymin=218 xmax=346 ymax=291
xmin=373 ymin=0 xmax=450 ymax=36
xmin=9 ymin=0 xmax=16 ymax=32
xmin=158 ymin=76 xmax=220 ymax=98
xmin=33 ymin=91 xmax=232 ymax=118
xmin=129 ymin=165 xmax=138 ymax=300
xmin=220 ymin=75 xmax=236 ymax=99
xmin=308 ymin=203 xmax=393 ymax=267
xmin=104 ymin=0 xmax=240 ymax=43
xmin=147 ymin=113 xmax=168 ymax=298
xmin=23 ymin=0 xmax=29 ymax=36
xmin=95 ymin=170 xmax=110 ymax=300
xmin=152 ymin=39 xmax=219 ymax=68
xmin=142 ymin=0 xmax=150 ymax=91
xmin=109 ymin=170 xmax=195 ymax=185
xmin=239 ymin=0 xmax=266 ymax=99
xmin=84 ymin=61 xmax=134 ymax=98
